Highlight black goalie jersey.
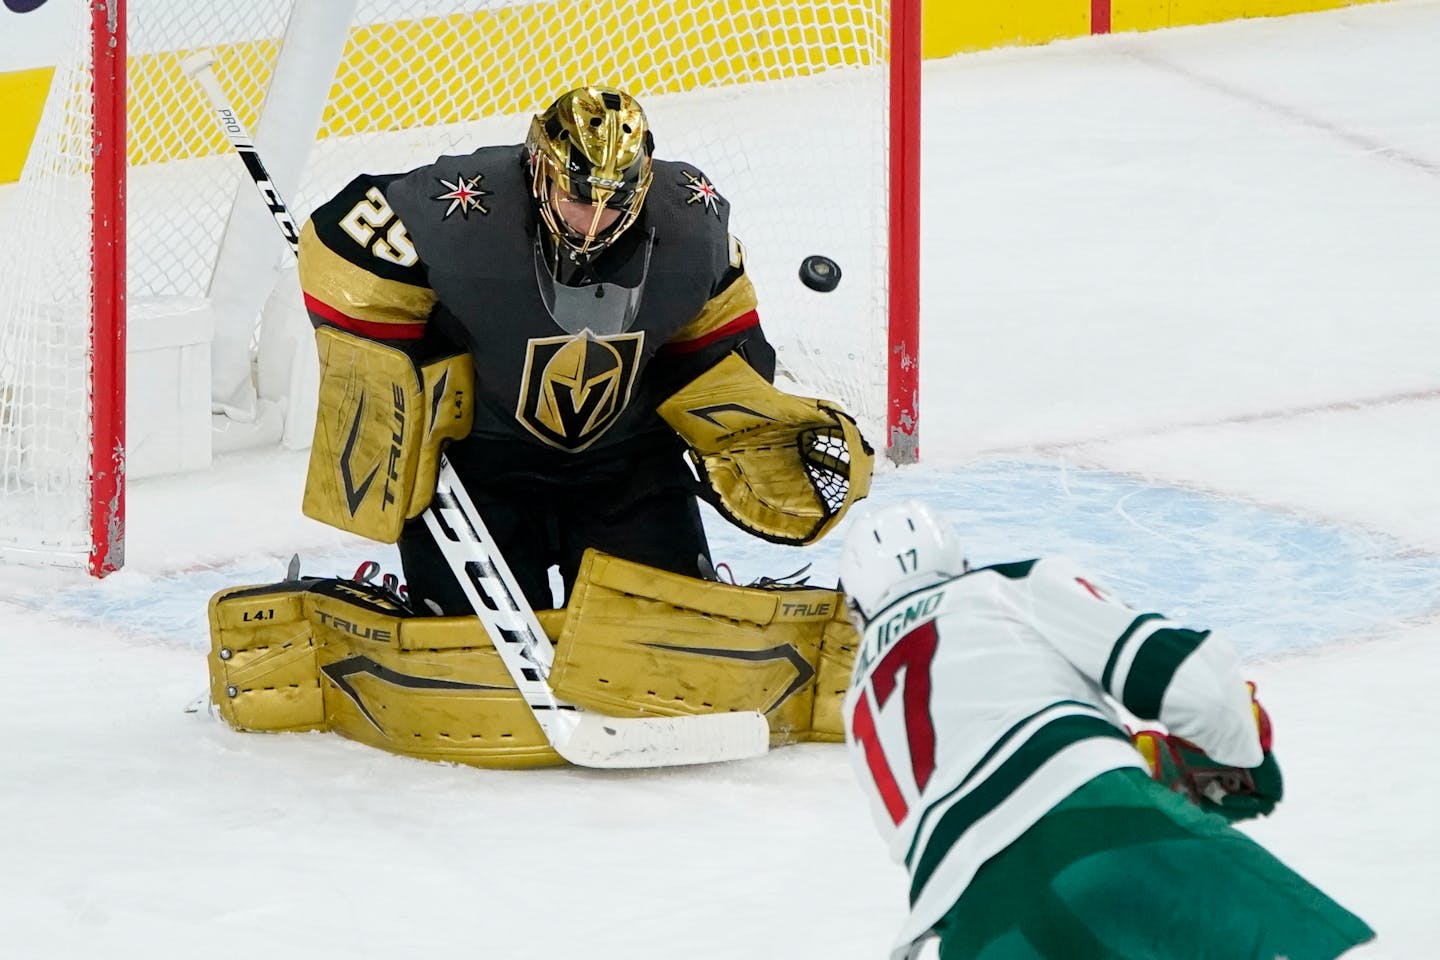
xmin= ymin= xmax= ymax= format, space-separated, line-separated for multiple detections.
xmin=297 ymin=144 xmax=775 ymax=473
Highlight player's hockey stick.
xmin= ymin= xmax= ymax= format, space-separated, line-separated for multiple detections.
xmin=184 ymin=52 xmax=771 ymax=767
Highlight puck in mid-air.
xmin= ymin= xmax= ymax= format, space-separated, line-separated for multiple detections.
xmin=799 ymin=255 xmax=842 ymax=293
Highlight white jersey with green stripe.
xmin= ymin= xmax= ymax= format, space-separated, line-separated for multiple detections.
xmin=842 ymin=556 xmax=1264 ymax=960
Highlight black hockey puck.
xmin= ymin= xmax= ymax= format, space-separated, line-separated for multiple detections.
xmin=799 ymin=255 xmax=842 ymax=292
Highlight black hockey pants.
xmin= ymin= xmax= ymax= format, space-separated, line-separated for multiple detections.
xmin=396 ymin=438 xmax=711 ymax=614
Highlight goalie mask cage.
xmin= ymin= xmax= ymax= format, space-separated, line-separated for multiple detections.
xmin=0 ymin=0 xmax=920 ymax=576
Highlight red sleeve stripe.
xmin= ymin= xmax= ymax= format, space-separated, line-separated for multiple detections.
xmin=303 ymin=292 xmax=426 ymax=341
xmin=662 ymin=309 xmax=761 ymax=354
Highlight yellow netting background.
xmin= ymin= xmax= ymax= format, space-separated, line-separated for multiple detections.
xmin=0 ymin=0 xmax=892 ymax=567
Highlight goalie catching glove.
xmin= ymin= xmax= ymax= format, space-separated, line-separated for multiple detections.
xmin=1133 ymin=681 xmax=1283 ymax=823
xmin=658 ymin=353 xmax=874 ymax=545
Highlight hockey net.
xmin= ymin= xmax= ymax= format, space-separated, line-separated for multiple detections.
xmin=0 ymin=0 xmax=918 ymax=573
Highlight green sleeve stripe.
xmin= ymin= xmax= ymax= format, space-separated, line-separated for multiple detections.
xmin=1120 ymin=627 xmax=1209 ymax=720
xmin=975 ymin=559 xmax=1038 ymax=580
xmin=903 ymin=699 xmax=1096 ymax=867
xmin=1100 ymin=612 xmax=1165 ymax=696
xmin=908 ymin=713 xmax=1130 ymax=906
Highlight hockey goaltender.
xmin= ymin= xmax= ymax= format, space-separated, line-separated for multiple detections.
xmin=204 ymin=86 xmax=873 ymax=769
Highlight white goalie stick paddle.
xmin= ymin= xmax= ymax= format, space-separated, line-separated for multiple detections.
xmin=185 ymin=52 xmax=771 ymax=767
xmin=426 ymin=459 xmax=770 ymax=767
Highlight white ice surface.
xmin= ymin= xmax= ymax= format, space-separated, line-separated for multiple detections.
xmin=5 ymin=2 xmax=1440 ymax=957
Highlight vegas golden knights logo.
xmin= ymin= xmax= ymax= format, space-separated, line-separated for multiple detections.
xmin=516 ymin=331 xmax=644 ymax=451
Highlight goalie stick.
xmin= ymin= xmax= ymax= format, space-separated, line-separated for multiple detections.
xmin=184 ymin=52 xmax=771 ymax=768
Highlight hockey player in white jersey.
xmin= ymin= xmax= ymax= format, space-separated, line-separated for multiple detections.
xmin=839 ymin=500 xmax=1375 ymax=960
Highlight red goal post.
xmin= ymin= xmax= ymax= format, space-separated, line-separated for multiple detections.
xmin=0 ymin=0 xmax=919 ymax=575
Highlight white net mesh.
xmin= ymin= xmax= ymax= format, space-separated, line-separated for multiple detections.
xmin=0 ymin=0 xmax=95 ymax=565
xmin=0 ymin=0 xmax=893 ymax=569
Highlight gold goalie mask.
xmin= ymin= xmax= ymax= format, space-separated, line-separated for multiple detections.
xmin=527 ymin=86 xmax=654 ymax=258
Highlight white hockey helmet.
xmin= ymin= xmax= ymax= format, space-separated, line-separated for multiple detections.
xmin=839 ymin=500 xmax=967 ymax=619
